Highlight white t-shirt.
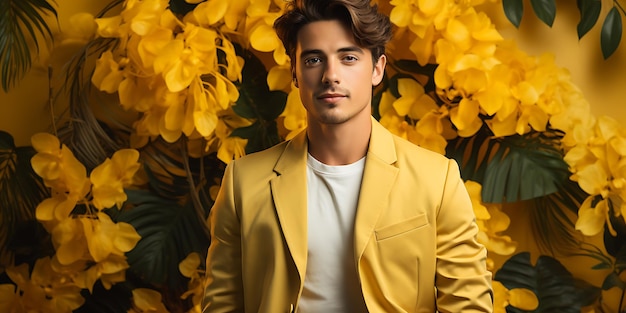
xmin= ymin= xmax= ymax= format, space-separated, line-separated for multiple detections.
xmin=297 ymin=153 xmax=368 ymax=313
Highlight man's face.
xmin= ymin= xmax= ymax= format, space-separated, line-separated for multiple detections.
xmin=294 ymin=20 xmax=385 ymax=126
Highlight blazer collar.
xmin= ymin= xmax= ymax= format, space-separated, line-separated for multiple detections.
xmin=270 ymin=118 xmax=400 ymax=280
xmin=354 ymin=118 xmax=399 ymax=263
xmin=270 ymin=130 xmax=309 ymax=281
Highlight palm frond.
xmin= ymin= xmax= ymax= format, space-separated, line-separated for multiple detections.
xmin=56 ymin=36 xmax=123 ymax=170
xmin=530 ymin=179 xmax=588 ymax=256
xmin=53 ymin=0 xmax=126 ymax=170
xmin=0 ymin=0 xmax=57 ymax=92
xmin=447 ymin=126 xmax=571 ymax=203
xmin=0 ymin=131 xmax=50 ymax=266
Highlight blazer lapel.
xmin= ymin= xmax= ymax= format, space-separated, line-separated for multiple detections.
xmin=270 ymin=130 xmax=309 ymax=281
xmin=354 ymin=119 xmax=399 ymax=262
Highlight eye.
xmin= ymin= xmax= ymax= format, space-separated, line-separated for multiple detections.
xmin=304 ymin=57 xmax=322 ymax=66
xmin=343 ymin=55 xmax=358 ymax=63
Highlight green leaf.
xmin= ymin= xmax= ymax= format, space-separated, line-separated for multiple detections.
xmin=231 ymin=120 xmax=282 ymax=154
xmin=531 ymin=0 xmax=557 ymax=27
xmin=447 ymin=127 xmax=570 ymax=203
xmin=0 ymin=0 xmax=57 ymax=92
xmin=601 ymin=7 xmax=623 ymax=59
xmin=576 ymin=0 xmax=601 ymax=38
xmin=531 ymin=179 xmax=587 ymax=254
xmin=601 ymin=272 xmax=626 ymax=290
xmin=232 ymin=45 xmax=286 ymax=149
xmin=495 ymin=252 xmax=587 ymax=312
xmin=503 ymin=0 xmax=524 ymax=28
xmin=118 ymin=190 xmax=210 ymax=295
xmin=75 ymin=281 xmax=132 ymax=313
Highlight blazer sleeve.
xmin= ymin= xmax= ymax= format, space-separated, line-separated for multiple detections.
xmin=202 ymin=161 xmax=245 ymax=313
xmin=435 ymin=159 xmax=493 ymax=312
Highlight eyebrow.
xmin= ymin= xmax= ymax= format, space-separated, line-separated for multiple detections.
xmin=300 ymin=46 xmax=365 ymax=58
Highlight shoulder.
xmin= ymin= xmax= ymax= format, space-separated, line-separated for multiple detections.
xmin=390 ymin=134 xmax=452 ymax=169
xmin=232 ymin=140 xmax=289 ymax=171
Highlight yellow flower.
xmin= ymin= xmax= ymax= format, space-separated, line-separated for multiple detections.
xmin=6 ymin=258 xmax=84 ymax=313
xmin=179 ymin=253 xmax=204 ymax=313
xmin=281 ymin=87 xmax=307 ymax=140
xmin=187 ymin=0 xmax=249 ymax=31
xmin=465 ymin=181 xmax=517 ymax=256
xmin=0 ymin=284 xmax=24 ymax=313
xmin=449 ymin=98 xmax=483 ymax=137
xmin=52 ymin=218 xmax=89 ymax=266
xmin=411 ymin=109 xmax=454 ymax=155
xmin=31 ymin=133 xmax=90 ymax=221
xmin=92 ymin=51 xmax=128 ymax=93
xmin=245 ymin=0 xmax=288 ymax=65
xmin=82 ymin=213 xmax=140 ymax=263
xmin=206 ymin=108 xmax=253 ymax=164
xmin=575 ymin=196 xmax=610 ymax=236
xmin=91 ymin=149 xmax=141 ymax=210
xmin=129 ymin=288 xmax=170 ymax=313
xmin=493 ymin=281 xmax=539 ymax=313
xmin=392 ymin=78 xmax=438 ymax=120
xmin=267 ymin=64 xmax=292 ymax=91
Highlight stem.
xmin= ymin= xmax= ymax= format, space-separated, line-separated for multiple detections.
xmin=619 ymin=286 xmax=625 ymax=313
xmin=180 ymin=137 xmax=212 ymax=240
xmin=48 ymin=65 xmax=58 ymax=138
xmin=616 ymin=0 xmax=626 ymax=16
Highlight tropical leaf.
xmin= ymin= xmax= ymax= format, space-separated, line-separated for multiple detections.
xmin=530 ymin=179 xmax=587 ymax=255
xmin=231 ymin=46 xmax=286 ymax=153
xmin=447 ymin=127 xmax=570 ymax=203
xmin=576 ymin=0 xmax=602 ymax=39
xmin=114 ymin=189 xmax=211 ymax=310
xmin=75 ymin=281 xmax=133 ymax=313
xmin=601 ymin=7 xmax=623 ymax=59
xmin=0 ymin=0 xmax=57 ymax=91
xmin=0 ymin=131 xmax=50 ymax=265
xmin=494 ymin=252 xmax=590 ymax=312
xmin=530 ymin=0 xmax=557 ymax=27
xmin=58 ymin=36 xmax=123 ymax=171
xmin=503 ymin=0 xmax=524 ymax=28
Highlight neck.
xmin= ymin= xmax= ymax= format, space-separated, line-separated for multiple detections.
xmin=306 ymin=116 xmax=371 ymax=165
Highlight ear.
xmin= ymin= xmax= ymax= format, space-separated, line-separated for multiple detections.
xmin=371 ymin=54 xmax=386 ymax=86
xmin=293 ymin=76 xmax=299 ymax=88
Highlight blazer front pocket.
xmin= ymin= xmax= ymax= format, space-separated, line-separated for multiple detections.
xmin=375 ymin=213 xmax=429 ymax=241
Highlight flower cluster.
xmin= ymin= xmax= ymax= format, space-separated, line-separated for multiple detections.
xmin=465 ymin=181 xmax=517 ymax=259
xmin=0 ymin=133 xmax=142 ymax=312
xmin=91 ymin=0 xmax=248 ymax=163
xmin=178 ymin=252 xmax=205 ymax=313
xmin=565 ymin=116 xmax=626 ymax=236
xmin=382 ymin=0 xmax=589 ymax=156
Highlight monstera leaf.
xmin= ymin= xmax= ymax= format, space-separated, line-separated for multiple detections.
xmin=447 ymin=127 xmax=570 ymax=203
xmin=113 ymin=189 xmax=211 ymax=310
xmin=495 ymin=252 xmax=597 ymax=312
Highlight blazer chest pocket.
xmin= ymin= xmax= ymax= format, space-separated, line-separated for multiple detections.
xmin=375 ymin=213 xmax=429 ymax=241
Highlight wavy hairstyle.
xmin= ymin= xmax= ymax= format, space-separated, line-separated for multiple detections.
xmin=274 ymin=0 xmax=392 ymax=68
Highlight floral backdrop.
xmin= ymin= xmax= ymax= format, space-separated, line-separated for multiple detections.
xmin=1 ymin=0 xmax=625 ymax=312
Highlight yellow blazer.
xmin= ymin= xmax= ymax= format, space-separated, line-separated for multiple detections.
xmin=202 ymin=119 xmax=493 ymax=313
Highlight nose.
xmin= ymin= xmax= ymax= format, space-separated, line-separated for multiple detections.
xmin=322 ymin=59 xmax=340 ymax=85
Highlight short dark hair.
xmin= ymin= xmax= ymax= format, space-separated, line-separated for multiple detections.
xmin=274 ymin=0 xmax=392 ymax=68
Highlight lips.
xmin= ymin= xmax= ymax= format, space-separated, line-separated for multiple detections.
xmin=317 ymin=93 xmax=347 ymax=103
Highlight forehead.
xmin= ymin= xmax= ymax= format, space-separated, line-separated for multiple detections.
xmin=295 ymin=20 xmax=362 ymax=53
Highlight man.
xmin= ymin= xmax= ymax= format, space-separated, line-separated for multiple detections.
xmin=202 ymin=0 xmax=493 ymax=312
